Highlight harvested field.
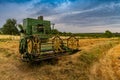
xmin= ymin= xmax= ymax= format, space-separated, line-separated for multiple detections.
xmin=0 ymin=35 xmax=120 ymax=80
xmin=90 ymin=43 xmax=120 ymax=80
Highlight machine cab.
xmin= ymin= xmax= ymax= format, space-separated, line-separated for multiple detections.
xmin=32 ymin=24 xmax=44 ymax=34
xmin=23 ymin=16 xmax=51 ymax=36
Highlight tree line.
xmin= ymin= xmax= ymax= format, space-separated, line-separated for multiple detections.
xmin=0 ymin=18 xmax=120 ymax=38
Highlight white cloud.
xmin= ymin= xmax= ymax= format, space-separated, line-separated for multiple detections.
xmin=0 ymin=0 xmax=43 ymax=27
xmin=0 ymin=3 xmax=30 ymax=26
xmin=91 ymin=24 xmax=120 ymax=33
xmin=1 ymin=0 xmax=120 ymax=33
xmin=54 ymin=0 xmax=71 ymax=12
xmin=55 ymin=23 xmax=120 ymax=33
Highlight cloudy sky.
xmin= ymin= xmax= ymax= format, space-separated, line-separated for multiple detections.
xmin=0 ymin=0 xmax=120 ymax=33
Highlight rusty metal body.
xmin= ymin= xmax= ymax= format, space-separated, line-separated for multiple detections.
xmin=17 ymin=16 xmax=79 ymax=62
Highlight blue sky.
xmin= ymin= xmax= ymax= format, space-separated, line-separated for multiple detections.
xmin=0 ymin=0 xmax=120 ymax=33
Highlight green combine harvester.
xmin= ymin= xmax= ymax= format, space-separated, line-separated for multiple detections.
xmin=17 ymin=16 xmax=79 ymax=62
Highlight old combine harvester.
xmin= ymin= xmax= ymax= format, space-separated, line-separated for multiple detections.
xmin=17 ymin=16 xmax=79 ymax=62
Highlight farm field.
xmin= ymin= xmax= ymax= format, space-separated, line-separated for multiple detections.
xmin=0 ymin=35 xmax=120 ymax=80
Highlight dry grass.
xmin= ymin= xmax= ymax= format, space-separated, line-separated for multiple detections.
xmin=90 ymin=43 xmax=120 ymax=80
xmin=0 ymin=35 xmax=120 ymax=80
xmin=0 ymin=35 xmax=20 ymax=41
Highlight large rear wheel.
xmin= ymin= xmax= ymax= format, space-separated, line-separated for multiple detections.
xmin=33 ymin=36 xmax=41 ymax=54
xmin=26 ymin=38 xmax=33 ymax=54
xmin=19 ymin=38 xmax=26 ymax=54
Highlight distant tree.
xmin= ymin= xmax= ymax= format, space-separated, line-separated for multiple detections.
xmin=0 ymin=28 xmax=2 ymax=34
xmin=67 ymin=32 xmax=72 ymax=36
xmin=2 ymin=19 xmax=19 ymax=35
xmin=104 ymin=30 xmax=113 ymax=38
xmin=114 ymin=32 xmax=120 ymax=37
xmin=62 ymin=32 xmax=67 ymax=36
xmin=51 ymin=29 xmax=60 ymax=34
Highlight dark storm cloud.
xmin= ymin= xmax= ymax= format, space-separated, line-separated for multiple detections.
xmin=29 ymin=0 xmax=120 ymax=27
xmin=58 ymin=3 xmax=120 ymax=27
xmin=28 ymin=0 xmax=74 ymax=16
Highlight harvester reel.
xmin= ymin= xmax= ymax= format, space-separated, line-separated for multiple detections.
xmin=52 ymin=36 xmax=64 ymax=53
xmin=19 ymin=38 xmax=27 ymax=54
xmin=67 ymin=36 xmax=78 ymax=50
